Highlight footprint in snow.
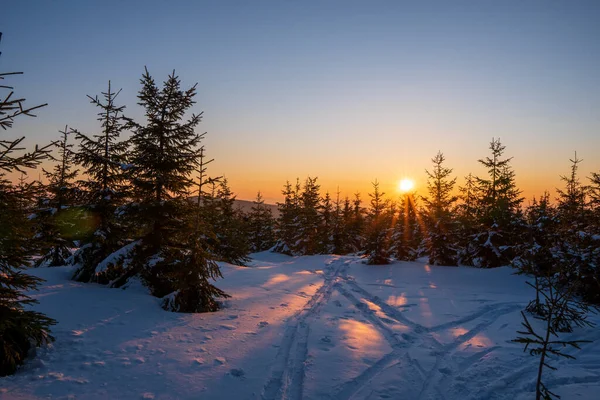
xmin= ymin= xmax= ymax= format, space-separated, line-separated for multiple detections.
xmin=219 ymin=324 xmax=237 ymax=330
xmin=214 ymin=357 xmax=226 ymax=365
xmin=333 ymin=300 xmax=342 ymax=307
xmin=319 ymin=335 xmax=336 ymax=351
xmin=229 ymin=368 xmax=245 ymax=377
xmin=401 ymin=333 xmax=416 ymax=343
xmin=257 ymin=321 xmax=269 ymax=328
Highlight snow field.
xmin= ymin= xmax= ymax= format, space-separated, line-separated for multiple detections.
xmin=2 ymin=253 xmax=599 ymax=399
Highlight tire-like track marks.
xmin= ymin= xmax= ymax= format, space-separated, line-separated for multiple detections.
xmin=264 ymin=259 xmax=538 ymax=400
xmin=335 ymin=275 xmax=522 ymax=400
xmin=262 ymin=258 xmax=351 ymax=400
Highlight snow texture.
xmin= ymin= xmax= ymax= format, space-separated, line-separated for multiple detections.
xmin=94 ymin=240 xmax=140 ymax=274
xmin=3 ymin=253 xmax=599 ymax=399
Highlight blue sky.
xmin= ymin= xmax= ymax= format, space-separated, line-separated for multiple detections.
xmin=2 ymin=0 xmax=599 ymax=202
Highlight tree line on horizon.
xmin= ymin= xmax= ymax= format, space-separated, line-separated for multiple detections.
xmin=2 ymin=36 xmax=599 ymax=378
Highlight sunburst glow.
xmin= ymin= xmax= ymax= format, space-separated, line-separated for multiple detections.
xmin=398 ymin=179 xmax=414 ymax=193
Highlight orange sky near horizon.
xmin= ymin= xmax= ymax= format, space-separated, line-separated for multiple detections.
xmin=7 ymin=129 xmax=599 ymax=207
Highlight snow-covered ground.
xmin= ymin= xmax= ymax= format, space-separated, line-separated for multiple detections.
xmin=2 ymin=253 xmax=599 ymax=399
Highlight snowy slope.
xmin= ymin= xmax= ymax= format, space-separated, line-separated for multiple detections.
xmin=2 ymin=254 xmax=599 ymax=400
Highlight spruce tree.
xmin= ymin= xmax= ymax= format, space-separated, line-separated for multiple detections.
xmin=348 ymin=192 xmax=366 ymax=253
xmin=330 ymin=189 xmax=346 ymax=254
xmin=588 ymin=171 xmax=600 ymax=227
xmin=112 ymin=69 xmax=227 ymax=312
xmin=513 ymin=193 xmax=557 ymax=314
xmin=390 ymin=191 xmax=422 ymax=261
xmin=455 ymin=173 xmax=478 ymax=265
xmin=274 ymin=179 xmax=301 ymax=255
xmin=296 ymin=176 xmax=322 ymax=255
xmin=318 ymin=190 xmax=334 ymax=254
xmin=210 ymin=178 xmax=250 ymax=265
xmin=0 ymin=33 xmax=56 ymax=375
xmin=421 ymin=152 xmax=458 ymax=265
xmin=34 ymin=126 xmax=79 ymax=267
xmin=247 ymin=191 xmax=276 ymax=252
xmin=554 ymin=155 xmax=599 ymax=303
xmin=364 ymin=180 xmax=391 ymax=264
xmin=191 ymin=147 xmax=222 ymax=260
xmin=513 ymin=275 xmax=593 ymax=400
xmin=332 ymin=196 xmax=355 ymax=254
xmin=556 ymin=153 xmax=587 ymax=228
xmin=471 ymin=138 xmax=524 ymax=268
xmin=71 ymin=82 xmax=130 ymax=282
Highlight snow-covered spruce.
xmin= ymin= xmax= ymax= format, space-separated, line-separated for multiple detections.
xmin=86 ymin=69 xmax=229 ymax=313
xmin=33 ymin=126 xmax=79 ymax=268
xmin=0 ymin=37 xmax=56 ymax=376
xmin=69 ymin=81 xmax=130 ymax=282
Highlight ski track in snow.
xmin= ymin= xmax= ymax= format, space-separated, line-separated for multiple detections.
xmin=333 ymin=276 xmax=521 ymax=400
xmin=5 ymin=255 xmax=600 ymax=400
xmin=261 ymin=258 xmax=539 ymax=400
xmin=262 ymin=258 xmax=351 ymax=400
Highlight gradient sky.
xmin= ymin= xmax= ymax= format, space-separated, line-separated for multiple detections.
xmin=2 ymin=0 xmax=599 ymax=204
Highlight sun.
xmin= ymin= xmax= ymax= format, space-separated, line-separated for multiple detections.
xmin=398 ymin=178 xmax=415 ymax=193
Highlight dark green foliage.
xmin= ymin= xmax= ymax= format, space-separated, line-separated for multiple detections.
xmin=0 ymin=33 xmax=56 ymax=376
xmin=513 ymin=193 xmax=557 ymax=314
xmin=318 ymin=191 xmax=334 ymax=254
xmin=208 ymin=178 xmax=250 ymax=265
xmin=421 ymin=152 xmax=458 ymax=266
xmin=348 ymin=192 xmax=366 ymax=253
xmin=0 ymin=176 xmax=56 ymax=376
xmin=588 ymin=171 xmax=600 ymax=226
xmin=455 ymin=173 xmax=478 ymax=265
xmin=390 ymin=192 xmax=422 ymax=261
xmin=71 ymin=82 xmax=130 ymax=282
xmin=556 ymin=153 xmax=586 ymax=227
xmin=296 ymin=177 xmax=322 ymax=255
xmin=274 ymin=180 xmax=301 ymax=255
xmin=471 ymin=138 xmax=524 ymax=268
xmin=34 ymin=127 xmax=79 ymax=267
xmin=330 ymin=193 xmax=351 ymax=254
xmin=364 ymin=180 xmax=391 ymax=265
xmin=135 ymin=228 xmax=229 ymax=313
xmin=103 ymin=68 xmax=228 ymax=313
xmin=513 ymin=276 xmax=595 ymax=400
xmin=247 ymin=191 xmax=276 ymax=252
xmin=553 ymin=155 xmax=600 ymax=304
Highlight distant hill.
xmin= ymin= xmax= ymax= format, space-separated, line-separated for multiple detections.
xmin=233 ymin=199 xmax=280 ymax=217
xmin=189 ymin=197 xmax=279 ymax=217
